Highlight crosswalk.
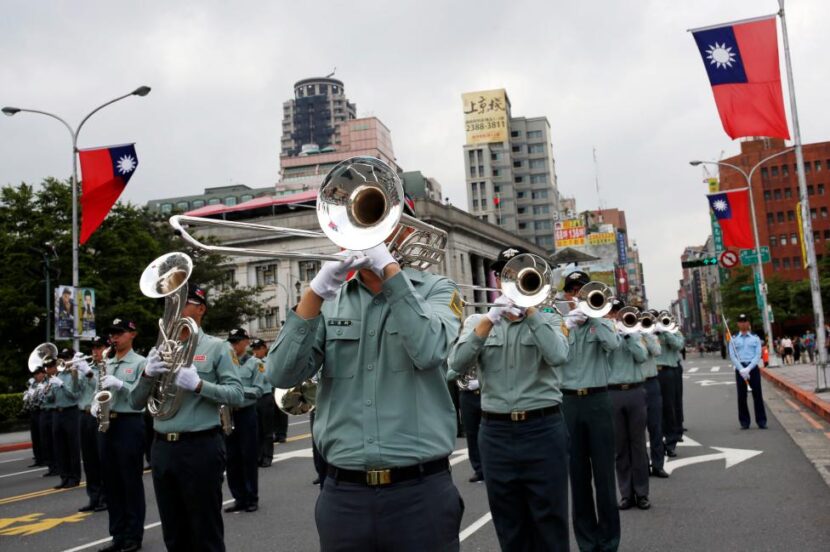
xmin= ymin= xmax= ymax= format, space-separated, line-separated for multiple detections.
xmin=686 ymin=366 xmax=727 ymax=373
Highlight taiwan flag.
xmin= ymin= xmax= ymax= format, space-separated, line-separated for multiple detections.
xmin=78 ymin=144 xmax=139 ymax=244
xmin=707 ymin=189 xmax=754 ymax=248
xmin=691 ymin=15 xmax=790 ymax=140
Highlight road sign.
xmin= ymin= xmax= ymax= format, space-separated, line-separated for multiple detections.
xmin=681 ymin=257 xmax=718 ymax=268
xmin=740 ymin=247 xmax=771 ymax=265
xmin=719 ymin=250 xmax=739 ymax=268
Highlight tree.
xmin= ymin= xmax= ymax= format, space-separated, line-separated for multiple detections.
xmin=0 ymin=178 xmax=262 ymax=392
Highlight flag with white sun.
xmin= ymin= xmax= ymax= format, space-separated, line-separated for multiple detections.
xmin=77 ymin=143 xmax=140 ymax=244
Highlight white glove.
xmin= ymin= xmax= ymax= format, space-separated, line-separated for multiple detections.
xmin=101 ymin=375 xmax=124 ymax=390
xmin=362 ymin=244 xmax=397 ymax=276
xmin=90 ymin=402 xmax=100 ymax=418
xmin=37 ymin=382 xmax=46 ymax=391
xmin=23 ymin=390 xmax=33 ymax=400
xmin=739 ymin=368 xmax=751 ymax=380
xmin=144 ymin=348 xmax=169 ymax=377
xmin=310 ymin=253 xmax=372 ymax=300
xmin=467 ymin=379 xmax=480 ymax=391
xmin=565 ymin=309 xmax=588 ymax=329
xmin=486 ymin=295 xmax=518 ymax=324
xmin=49 ymin=376 xmax=64 ymax=388
xmin=73 ymin=353 xmax=92 ymax=375
xmin=175 ymin=365 xmax=201 ymax=392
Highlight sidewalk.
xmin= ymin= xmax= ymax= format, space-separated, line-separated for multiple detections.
xmin=762 ymin=362 xmax=830 ymax=423
xmin=0 ymin=430 xmax=31 ymax=453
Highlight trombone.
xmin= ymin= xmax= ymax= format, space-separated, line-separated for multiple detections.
xmin=575 ymin=282 xmax=614 ymax=318
xmin=170 ymin=157 xmax=447 ymax=270
xmin=460 ymin=253 xmax=553 ymax=309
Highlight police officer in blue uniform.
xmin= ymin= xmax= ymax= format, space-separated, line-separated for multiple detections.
xmin=268 ymin=199 xmax=464 ymax=551
xmin=47 ymin=347 xmax=82 ymax=489
xmin=130 ymin=284 xmax=243 ymax=552
xmin=729 ymin=314 xmax=767 ymax=429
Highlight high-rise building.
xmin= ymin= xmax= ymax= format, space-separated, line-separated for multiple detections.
xmin=280 ymin=77 xmax=357 ymax=158
xmin=462 ymin=89 xmax=561 ymax=251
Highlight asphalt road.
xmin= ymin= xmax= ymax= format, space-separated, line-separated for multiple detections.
xmin=1 ymin=354 xmax=829 ymax=551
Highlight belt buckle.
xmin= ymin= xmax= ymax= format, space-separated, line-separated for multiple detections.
xmin=166 ymin=432 xmax=180 ymax=443
xmin=577 ymin=389 xmax=588 ymax=397
xmin=621 ymin=384 xmax=630 ymax=390
xmin=510 ymin=411 xmax=528 ymax=422
xmin=109 ymin=412 xmax=118 ymax=419
xmin=366 ymin=469 xmax=392 ymax=486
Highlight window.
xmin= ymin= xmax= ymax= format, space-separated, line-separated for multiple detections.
xmin=527 ymin=130 xmax=543 ymax=139
xmin=808 ymin=185 xmax=814 ymax=195
xmin=493 ymin=185 xmax=501 ymax=193
xmin=773 ymin=259 xmax=781 ymax=270
xmin=255 ymin=264 xmax=278 ymax=286
xmin=782 ymin=165 xmax=789 ymax=177
xmin=224 ymin=196 xmax=237 ymax=206
xmin=160 ymin=203 xmax=173 ymax=214
xmin=510 ymin=130 xmax=519 ymax=137
xmin=478 ymin=165 xmax=484 ymax=175
xmin=761 ymin=167 xmax=769 ymax=179
xmin=784 ymin=188 xmax=793 ymax=199
xmin=791 ymin=233 xmax=798 ymax=244
xmin=472 ymin=199 xmax=479 ymax=208
xmin=518 ymin=222 xmax=527 ymax=230
xmin=811 ymin=208 xmax=817 ymax=219
xmin=530 ymin=174 xmax=547 ymax=184
xmin=512 ymin=146 xmax=521 ymax=153
xmin=794 ymin=256 xmax=802 ymax=267
xmin=513 ymin=161 xmax=522 ymax=168
xmin=536 ymin=236 xmax=554 ymax=246
xmin=192 ymin=199 xmax=205 ymax=208
xmin=814 ymin=231 xmax=820 ymax=242
xmin=770 ymin=235 xmax=778 ymax=247
xmin=534 ymin=220 xmax=552 ymax=230
xmin=514 ymin=176 xmax=523 ymax=183
xmin=533 ymin=205 xmax=550 ymax=215
xmin=787 ymin=210 xmax=795 ymax=221
xmin=218 ymin=269 xmax=236 ymax=291
xmin=517 ymin=206 xmax=527 ymax=214
xmin=491 ymin=152 xmax=500 ymax=161
xmin=825 ymin=230 xmax=830 ymax=240
xmin=531 ymin=189 xmax=549 ymax=199
xmin=516 ymin=191 xmax=526 ymax=199
xmin=208 ymin=198 xmax=221 ymax=205
xmin=298 ymin=260 xmax=321 ymax=282
xmin=527 ymin=143 xmax=545 ymax=154
xmin=771 ymin=166 xmax=779 ymax=177
xmin=492 ymin=169 xmax=500 ymax=177
xmin=529 ymin=159 xmax=546 ymax=169
xmin=819 ymin=184 xmax=825 ymax=195
xmin=783 ymin=258 xmax=791 ymax=269
xmin=805 ymin=162 xmax=811 ymax=173
xmin=773 ymin=189 xmax=782 ymax=200
xmin=766 ymin=213 xmax=774 ymax=225
xmin=780 ymin=234 xmax=787 ymax=245
xmin=763 ymin=190 xmax=772 ymax=201
xmin=240 ymin=194 xmax=254 ymax=202
xmin=259 ymin=307 xmax=280 ymax=330
xmin=777 ymin=212 xmax=785 ymax=223
xmin=175 ymin=201 xmax=189 ymax=211
xmin=822 ymin=207 xmax=829 ymax=218
xmin=816 ymin=160 xmax=822 ymax=172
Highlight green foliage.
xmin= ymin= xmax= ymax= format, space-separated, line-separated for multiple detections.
xmin=0 ymin=178 xmax=263 ymax=392
xmin=0 ymin=393 xmax=24 ymax=423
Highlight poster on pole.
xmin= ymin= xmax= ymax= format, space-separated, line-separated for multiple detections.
xmin=54 ymin=286 xmax=76 ymax=340
xmin=77 ymin=287 xmax=96 ymax=340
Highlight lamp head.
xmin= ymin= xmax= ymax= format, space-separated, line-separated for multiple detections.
xmin=689 ymin=160 xmax=702 ymax=167
xmin=132 ymin=86 xmax=151 ymax=97
xmin=2 ymin=107 xmax=21 ymax=116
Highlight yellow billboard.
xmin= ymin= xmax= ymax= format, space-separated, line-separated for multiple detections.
xmin=462 ymin=89 xmax=509 ymax=144
xmin=555 ymin=219 xmax=586 ymax=248
xmin=588 ymin=232 xmax=616 ymax=245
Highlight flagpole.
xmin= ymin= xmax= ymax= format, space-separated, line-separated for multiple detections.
xmin=778 ymin=0 xmax=828 ymax=391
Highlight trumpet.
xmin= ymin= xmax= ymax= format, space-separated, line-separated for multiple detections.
xmin=170 ymin=156 xmax=448 ymax=271
xmin=656 ymin=310 xmax=679 ymax=333
xmin=638 ymin=311 xmax=657 ymax=334
xmin=616 ymin=306 xmax=641 ymax=334
xmin=462 ymin=253 xmax=554 ymax=310
xmin=576 ymin=282 xmax=614 ymax=318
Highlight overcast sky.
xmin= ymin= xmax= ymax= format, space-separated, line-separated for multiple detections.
xmin=2 ymin=0 xmax=827 ymax=308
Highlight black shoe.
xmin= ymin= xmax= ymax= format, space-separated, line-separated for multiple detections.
xmin=276 ymin=436 xmax=286 ymax=443
xmin=740 ymin=425 xmax=750 ymax=430
xmin=468 ymin=473 xmax=484 ymax=483
xmin=97 ymin=543 xmax=121 ymax=552
xmin=758 ymin=424 xmax=768 ymax=429
xmin=119 ymin=540 xmax=142 ymax=552
xmin=94 ymin=502 xmax=108 ymax=512
xmin=636 ymin=496 xmax=651 ymax=510
xmin=650 ymin=467 xmax=669 ymax=478
xmin=28 ymin=462 xmax=41 ymax=468
xmin=677 ymin=437 xmax=684 ymax=442
xmin=64 ymin=480 xmax=80 ymax=489
xmin=312 ymin=477 xmax=321 ymax=485
xmin=259 ymin=461 xmax=272 ymax=468
xmin=665 ymin=448 xmax=677 ymax=458
xmin=245 ymin=503 xmax=259 ymax=512
xmin=54 ymin=480 xmax=68 ymax=490
xmin=42 ymin=470 xmax=58 ymax=477
xmin=618 ymin=497 xmax=633 ymax=510
xmin=224 ymin=502 xmax=245 ymax=513
xmin=79 ymin=503 xmax=96 ymax=512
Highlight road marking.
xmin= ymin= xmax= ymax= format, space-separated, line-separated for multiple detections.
xmin=459 ymin=512 xmax=493 ymax=542
xmin=688 ymin=367 xmax=699 ymax=373
xmin=288 ymin=420 xmax=309 ymax=426
xmin=784 ymin=398 xmax=824 ymax=430
xmin=664 ymin=447 xmax=762 ymax=475
xmin=694 ymin=379 xmax=732 ymax=387
xmin=0 ymin=457 xmax=26 ymax=464
xmin=0 ymin=467 xmax=46 ymax=479
xmin=711 ymin=366 xmax=721 ymax=372
xmin=285 ymin=433 xmax=311 ymax=443
xmin=0 ymin=512 xmax=90 ymax=536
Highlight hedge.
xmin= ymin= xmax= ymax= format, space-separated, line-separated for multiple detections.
xmin=0 ymin=393 xmax=24 ymax=423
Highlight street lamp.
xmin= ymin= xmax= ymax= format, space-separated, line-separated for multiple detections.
xmin=690 ymin=147 xmax=795 ymax=366
xmin=3 ymin=86 xmax=151 ymax=350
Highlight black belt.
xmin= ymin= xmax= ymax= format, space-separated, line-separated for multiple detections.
xmin=562 ymin=386 xmax=608 ymax=397
xmin=609 ymin=383 xmax=642 ymax=391
xmin=481 ymin=405 xmax=560 ymax=422
xmin=155 ymin=427 xmax=220 ymax=443
xmin=327 ymin=457 xmax=450 ymax=487
xmin=646 ymin=376 xmax=658 ymax=381
xmin=657 ymin=365 xmax=675 ymax=371
xmin=461 ymin=389 xmax=481 ymax=396
xmin=55 ymin=406 xmax=78 ymax=412
xmin=110 ymin=412 xmax=142 ymax=419
xmin=232 ymin=404 xmax=256 ymax=412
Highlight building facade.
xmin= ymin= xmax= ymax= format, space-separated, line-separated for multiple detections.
xmin=280 ymin=77 xmax=357 ymax=158
xmin=146 ymin=184 xmax=275 ymax=215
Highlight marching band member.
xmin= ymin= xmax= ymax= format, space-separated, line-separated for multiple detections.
xmin=77 ymin=336 xmax=107 ymax=513
xmin=130 ymin=284 xmax=243 ymax=552
xmin=25 ymin=368 xmax=47 ymax=468
xmin=47 ymin=348 xmax=82 ymax=490
xmin=95 ymin=319 xmax=147 ymax=552
xmin=268 ymin=202 xmax=464 ymax=551
xmin=560 ymin=271 xmax=622 ymax=552
xmin=449 ymin=247 xmax=570 ymax=551
xmin=252 ymin=338 xmax=276 ymax=468
xmin=654 ymin=317 xmax=685 ymax=458
xmin=607 ymin=301 xmax=651 ymax=511
xmin=40 ymin=356 xmax=58 ymax=478
xmin=728 ymin=314 xmax=767 ymax=429
xmin=445 ymin=346 xmax=484 ymax=484
xmin=224 ymin=327 xmax=266 ymax=513
xmin=641 ymin=322 xmax=668 ymax=478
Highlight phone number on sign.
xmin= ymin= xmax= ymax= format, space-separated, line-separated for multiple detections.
xmin=466 ymin=120 xmax=506 ymax=132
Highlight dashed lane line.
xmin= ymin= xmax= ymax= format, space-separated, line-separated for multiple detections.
xmin=688 ymin=367 xmax=699 ymax=373
xmin=711 ymin=366 xmax=721 ymax=372
xmin=459 ymin=512 xmax=493 ymax=542
xmin=0 ymin=467 xmax=46 ymax=479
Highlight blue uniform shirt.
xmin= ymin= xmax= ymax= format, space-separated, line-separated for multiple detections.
xmin=729 ymin=331 xmax=762 ymax=371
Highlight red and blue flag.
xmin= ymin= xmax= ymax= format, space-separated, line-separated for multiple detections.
xmin=707 ymin=188 xmax=754 ymax=249
xmin=78 ymin=143 xmax=139 ymax=244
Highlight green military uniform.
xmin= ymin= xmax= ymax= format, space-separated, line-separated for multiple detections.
xmin=77 ymin=367 xmax=98 ymax=412
xmin=107 ymin=351 xmax=147 ymax=413
xmin=48 ymin=369 xmax=82 ymax=487
xmin=642 ymin=333 xmax=666 ymax=472
xmin=656 ymin=330 xmax=685 ymax=454
xmin=40 ymin=376 xmax=57 ymax=474
xmin=561 ymin=317 xmax=621 ymax=552
xmin=46 ymin=370 xmax=81 ymax=408
xmin=78 ymin=364 xmax=105 ymax=512
xmin=608 ymin=333 xmax=648 ymax=385
xmin=238 ymin=355 xmax=267 ymax=407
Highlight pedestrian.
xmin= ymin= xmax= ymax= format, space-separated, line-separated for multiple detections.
xmin=803 ymin=331 xmax=816 ymax=364
xmin=727 ymin=314 xmax=767 ymax=429
xmin=793 ymin=337 xmax=802 ymax=363
xmin=781 ymin=336 xmax=794 ymax=365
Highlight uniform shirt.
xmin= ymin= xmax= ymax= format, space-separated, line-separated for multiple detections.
xmin=448 ymin=311 xmax=568 ymax=412
xmin=641 ymin=333 xmax=662 ymax=379
xmin=107 ymin=350 xmax=147 ymax=413
xmin=560 ymin=317 xmax=621 ymax=390
xmin=40 ymin=378 xmax=56 ymax=410
xmin=45 ymin=370 xmax=81 ymax=408
xmin=254 ymin=356 xmax=273 ymax=395
xmin=237 ymin=354 xmax=268 ymax=408
xmin=267 ymin=268 xmax=461 ymax=470
xmin=729 ymin=331 xmax=762 ymax=371
xmin=130 ymin=329 xmax=244 ymax=433
xmin=655 ymin=331 xmax=685 ymax=366
xmin=607 ymin=332 xmax=648 ymax=385
xmin=77 ymin=367 xmax=101 ymax=410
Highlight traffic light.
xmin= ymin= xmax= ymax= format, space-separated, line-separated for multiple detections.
xmin=681 ymin=257 xmax=718 ymax=268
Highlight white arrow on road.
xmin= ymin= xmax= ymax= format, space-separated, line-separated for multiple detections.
xmin=664 ymin=447 xmax=762 ymax=475
xmin=695 ymin=379 xmax=733 ymax=387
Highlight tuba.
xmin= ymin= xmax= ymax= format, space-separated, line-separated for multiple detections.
xmin=92 ymin=347 xmax=113 ymax=432
xmin=139 ymin=252 xmax=200 ymax=420
xmin=616 ymin=306 xmax=641 ymax=334
xmin=576 ymin=282 xmax=615 ymax=318
xmin=274 ymin=379 xmax=317 ymax=416
xmin=29 ymin=343 xmax=58 ymax=396
xmin=456 ymin=366 xmax=478 ymax=391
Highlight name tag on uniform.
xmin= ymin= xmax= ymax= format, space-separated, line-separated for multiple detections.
xmin=327 ymin=319 xmax=353 ymax=327
xmin=590 ymin=327 xmax=597 ymax=334
xmin=194 ymin=354 xmax=207 ymax=362
xmin=125 ymin=369 xmax=133 ymax=374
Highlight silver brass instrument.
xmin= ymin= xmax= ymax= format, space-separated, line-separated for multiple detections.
xmin=170 ymin=156 xmax=447 ymax=270
xmin=274 ymin=379 xmax=317 ymax=415
xmin=456 ymin=366 xmax=478 ymax=391
xmin=576 ymin=282 xmax=614 ymax=318
xmin=616 ymin=306 xmax=641 ymax=334
xmin=638 ymin=311 xmax=656 ymax=334
xmin=219 ymin=405 xmax=234 ymax=435
xmin=139 ymin=252 xmax=200 ymax=420
xmin=462 ymin=253 xmax=554 ymax=309
xmin=29 ymin=343 xmax=58 ymax=396
xmin=92 ymin=347 xmax=113 ymax=433
xmin=656 ymin=310 xmax=679 ymax=333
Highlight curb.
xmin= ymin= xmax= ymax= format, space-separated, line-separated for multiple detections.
xmin=0 ymin=441 xmax=32 ymax=454
xmin=762 ymin=367 xmax=830 ymax=424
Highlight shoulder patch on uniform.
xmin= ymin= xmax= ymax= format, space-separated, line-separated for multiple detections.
xmin=449 ymin=290 xmax=464 ymax=320
xmin=230 ymin=351 xmax=240 ymax=366
xmin=193 ymin=354 xmax=207 ymax=362
xmin=561 ymin=323 xmax=569 ymax=337
xmin=257 ymin=361 xmax=265 ymax=373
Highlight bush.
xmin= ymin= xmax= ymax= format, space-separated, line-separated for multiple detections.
xmin=0 ymin=393 xmax=24 ymax=423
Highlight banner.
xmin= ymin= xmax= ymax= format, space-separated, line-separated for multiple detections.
xmin=77 ymin=287 xmax=97 ymax=339
xmin=588 ymin=232 xmax=616 ymax=245
xmin=462 ymin=89 xmax=509 ymax=144
xmin=616 ymin=230 xmax=628 ymax=265
xmin=54 ymin=286 xmax=76 ymax=340
xmin=554 ymin=219 xmax=586 ymax=248
xmin=615 ymin=266 xmax=629 ymax=294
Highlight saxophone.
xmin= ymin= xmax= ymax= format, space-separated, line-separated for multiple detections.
xmin=219 ymin=404 xmax=234 ymax=435
xmin=92 ymin=347 xmax=114 ymax=433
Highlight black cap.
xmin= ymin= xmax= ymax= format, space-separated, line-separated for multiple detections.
xmin=187 ymin=283 xmax=208 ymax=306
xmin=108 ymin=317 xmax=137 ymax=333
xmin=251 ymin=338 xmax=267 ymax=349
xmin=90 ymin=335 xmax=107 ymax=348
xmin=610 ymin=298 xmax=625 ymax=312
xmin=737 ymin=313 xmax=749 ymax=322
xmin=58 ymin=347 xmax=75 ymax=360
xmin=491 ymin=246 xmax=529 ymax=273
xmin=227 ymin=328 xmax=250 ymax=342
xmin=563 ymin=270 xmax=590 ymax=292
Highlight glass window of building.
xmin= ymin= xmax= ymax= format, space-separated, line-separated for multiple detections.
xmin=533 ymin=205 xmax=550 ymax=215
xmin=770 ymin=235 xmax=778 ymax=247
xmin=766 ymin=213 xmax=774 ymax=225
xmin=160 ymin=203 xmax=173 ymax=214
xmin=527 ymin=130 xmax=543 ymax=139
xmin=787 ymin=210 xmax=795 ymax=221
xmin=805 ymin=162 xmax=811 ymax=173
xmin=790 ymin=232 xmax=798 ymax=243
xmin=772 ymin=259 xmax=780 ymax=270
xmin=777 ymin=212 xmax=785 ymax=222
xmin=478 ymin=165 xmax=484 ymax=175
xmin=763 ymin=190 xmax=772 ymax=201
xmin=208 ymin=198 xmax=221 ymax=205
xmin=255 ymin=264 xmax=278 ymax=286
xmin=818 ymin=184 xmax=825 ymax=195
xmin=529 ymin=159 xmax=546 ymax=169
xmin=298 ymin=260 xmax=321 ymax=282
xmin=531 ymin=190 xmax=549 ymax=199
xmin=492 ymin=169 xmax=500 ymax=177
xmin=773 ymin=189 xmax=782 ymax=199
xmin=516 ymin=191 xmax=526 ymax=199
xmin=824 ymin=230 xmax=830 ymax=239
xmin=224 ymin=196 xmax=237 ymax=206
xmin=822 ymin=207 xmax=829 ymax=218
xmin=530 ymin=174 xmax=547 ymax=184
xmin=527 ymin=143 xmax=545 ymax=154
xmin=494 ymin=185 xmax=501 ymax=193
xmin=192 ymin=199 xmax=205 ymax=208
xmin=761 ymin=167 xmax=769 ymax=179
xmin=780 ymin=234 xmax=787 ymax=245
xmin=259 ymin=307 xmax=279 ymax=330
xmin=512 ymin=146 xmax=521 ymax=152
xmin=514 ymin=176 xmax=523 ymax=183
xmin=511 ymin=130 xmax=520 ymax=137
xmin=518 ymin=206 xmax=527 ymax=214
xmin=808 ymin=185 xmax=814 ymax=195
xmin=793 ymin=256 xmax=801 ymax=267
xmin=811 ymin=208 xmax=817 ymax=219
xmin=513 ymin=161 xmax=522 ymax=167
xmin=240 ymin=194 xmax=254 ymax=202
xmin=782 ymin=165 xmax=789 ymax=176
xmin=491 ymin=152 xmax=500 ymax=161
xmin=176 ymin=201 xmax=189 ymax=211
xmin=771 ymin=166 xmax=779 ymax=177
xmin=816 ymin=160 xmax=822 ymax=172
xmin=783 ymin=258 xmax=791 ymax=268
xmin=518 ymin=222 xmax=527 ymax=230
xmin=472 ymin=199 xmax=479 ymax=208
xmin=784 ymin=188 xmax=792 ymax=199
xmin=534 ymin=220 xmax=552 ymax=230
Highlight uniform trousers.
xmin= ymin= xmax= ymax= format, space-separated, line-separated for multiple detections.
xmin=643 ymin=377 xmax=665 ymax=470
xmin=143 ymin=411 xmax=154 ymax=465
xmin=99 ymin=414 xmax=146 ymax=545
xmin=315 ymin=469 xmax=463 ymax=552
xmin=80 ymin=412 xmax=105 ymax=506
xmin=459 ymin=390 xmax=483 ymax=476
xmin=610 ymin=388 xmax=649 ymax=500
xmin=735 ymin=366 xmax=767 ymax=428
xmin=40 ymin=408 xmax=55 ymax=472
xmin=562 ymin=392 xmax=620 ymax=552
xmin=30 ymin=409 xmax=44 ymax=464
xmin=256 ymin=394 xmax=275 ymax=466
xmin=479 ymin=413 xmax=570 ymax=552
xmin=310 ymin=410 xmax=326 ymax=483
xmin=657 ymin=367 xmax=680 ymax=452
xmin=226 ymin=405 xmax=259 ymax=506
xmin=53 ymin=408 xmax=81 ymax=484
xmin=274 ymin=405 xmax=288 ymax=441
xmin=152 ymin=429 xmax=226 ymax=552
xmin=674 ymin=362 xmax=685 ymax=430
